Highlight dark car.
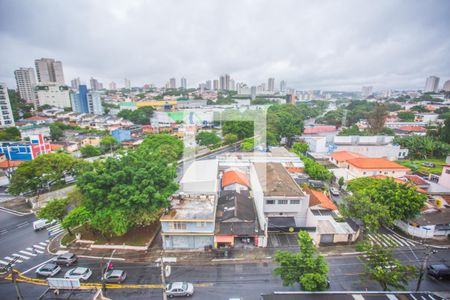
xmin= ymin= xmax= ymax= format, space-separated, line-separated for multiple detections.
xmin=427 ymin=264 xmax=450 ymax=279
xmin=54 ymin=252 xmax=78 ymax=266
xmin=103 ymin=269 xmax=127 ymax=283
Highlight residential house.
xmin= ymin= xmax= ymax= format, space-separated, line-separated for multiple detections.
xmin=160 ymin=193 xmax=216 ymax=249
xmin=302 ymin=125 xmax=337 ymax=142
xmin=397 ymin=209 xmax=450 ymax=239
xmin=221 ymin=169 xmax=250 ymax=192
xmin=214 ymin=190 xmax=264 ymax=248
xmin=396 ymin=126 xmax=427 ymax=136
xmin=18 ymin=124 xmax=50 ymax=139
xmin=329 ymin=151 xmax=365 ymax=168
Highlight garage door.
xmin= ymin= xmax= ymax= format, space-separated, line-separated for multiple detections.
xmin=320 ymin=234 xmax=334 ymax=244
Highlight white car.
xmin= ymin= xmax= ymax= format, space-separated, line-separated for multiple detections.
xmin=35 ymin=263 xmax=61 ymax=277
xmin=64 ymin=267 xmax=92 ymax=281
xmin=33 ymin=219 xmax=57 ymax=231
xmin=166 ymin=282 xmax=194 ymax=297
xmin=330 ymin=187 xmax=340 ymax=196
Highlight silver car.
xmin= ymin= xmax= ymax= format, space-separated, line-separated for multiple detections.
xmin=166 ymin=282 xmax=194 ymax=297
xmin=64 ymin=267 xmax=92 ymax=281
xmin=36 ymin=263 xmax=61 ymax=277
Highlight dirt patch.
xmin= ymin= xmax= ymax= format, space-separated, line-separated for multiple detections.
xmin=0 ymin=197 xmax=32 ymax=213
xmin=66 ymin=222 xmax=160 ymax=247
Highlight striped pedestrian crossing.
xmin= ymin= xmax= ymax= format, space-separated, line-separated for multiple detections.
xmin=367 ymin=233 xmax=416 ymax=248
xmin=2 ymin=240 xmax=49 ymax=266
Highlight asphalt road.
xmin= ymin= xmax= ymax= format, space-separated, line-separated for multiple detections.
xmin=2 ymin=246 xmax=449 ymax=299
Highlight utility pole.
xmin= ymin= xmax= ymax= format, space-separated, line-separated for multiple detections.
xmin=12 ymin=270 xmax=24 ymax=300
xmin=101 ymin=250 xmax=116 ymax=296
xmin=160 ymin=253 xmax=167 ymax=300
xmin=416 ymin=247 xmax=437 ymax=291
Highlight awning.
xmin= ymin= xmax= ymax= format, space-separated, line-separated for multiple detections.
xmin=215 ymin=235 xmax=234 ymax=244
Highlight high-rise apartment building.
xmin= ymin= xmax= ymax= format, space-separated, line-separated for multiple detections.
xmin=225 ymin=74 xmax=230 ymax=90
xmin=109 ymin=82 xmax=117 ymax=91
xmin=70 ymin=85 xmax=103 ymax=115
xmin=180 ymin=77 xmax=187 ymax=89
xmin=443 ymin=80 xmax=450 ymax=92
xmin=268 ymin=78 xmax=275 ymax=92
xmin=169 ymin=78 xmax=177 ymax=89
xmin=90 ymin=77 xmax=102 ymax=91
xmin=205 ymin=80 xmax=212 ymax=90
xmin=35 ymin=83 xmax=71 ymax=108
xmin=34 ymin=58 xmax=65 ymax=84
xmin=124 ymin=78 xmax=131 ymax=89
xmin=424 ymin=76 xmax=440 ymax=93
xmin=250 ymin=86 xmax=257 ymax=100
xmin=71 ymin=78 xmax=81 ymax=91
xmin=14 ymin=67 xmax=36 ymax=104
xmin=213 ymin=79 xmax=219 ymax=90
xmin=280 ymin=80 xmax=286 ymax=93
xmin=361 ymin=86 xmax=373 ymax=97
xmin=230 ymin=79 xmax=235 ymax=91
xmin=0 ymin=83 xmax=15 ymax=127
xmin=219 ymin=75 xmax=225 ymax=90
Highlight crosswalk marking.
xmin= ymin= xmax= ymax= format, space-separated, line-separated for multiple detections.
xmin=12 ymin=253 xmax=30 ymax=260
xmin=367 ymin=233 xmax=417 ymax=248
xmin=5 ymin=256 xmax=23 ymax=263
xmin=19 ymin=250 xmax=36 ymax=256
xmin=39 ymin=242 xmax=47 ymax=246
xmin=34 ymin=245 xmax=45 ymax=250
xmin=0 ymin=260 xmax=9 ymax=265
xmin=51 ymin=229 xmax=64 ymax=235
xmin=48 ymin=224 xmax=61 ymax=231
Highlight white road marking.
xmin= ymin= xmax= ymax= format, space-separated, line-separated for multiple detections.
xmin=48 ymin=224 xmax=61 ymax=231
xmin=39 ymin=242 xmax=47 ymax=246
xmin=45 ymin=239 xmax=50 ymax=242
xmin=21 ymin=257 xmax=56 ymax=275
xmin=34 ymin=245 xmax=45 ymax=250
xmin=51 ymin=229 xmax=64 ymax=235
xmin=19 ymin=250 xmax=36 ymax=256
xmin=0 ymin=260 xmax=9 ymax=265
xmin=12 ymin=253 xmax=29 ymax=260
xmin=5 ymin=256 xmax=22 ymax=263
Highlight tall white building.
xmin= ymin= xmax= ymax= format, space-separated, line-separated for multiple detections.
xmin=34 ymin=58 xmax=65 ymax=84
xmin=169 ymin=78 xmax=176 ymax=89
xmin=268 ymin=78 xmax=275 ymax=92
xmin=230 ymin=79 xmax=235 ymax=91
xmin=109 ymin=82 xmax=117 ymax=91
xmin=213 ymin=79 xmax=219 ymax=90
xmin=225 ymin=74 xmax=230 ymax=90
xmin=71 ymin=78 xmax=81 ymax=91
xmin=424 ymin=76 xmax=440 ymax=93
xmin=443 ymin=80 xmax=450 ymax=92
xmin=124 ymin=78 xmax=131 ymax=89
xmin=0 ymin=83 xmax=15 ymax=127
xmin=280 ymin=80 xmax=286 ymax=93
xmin=205 ymin=80 xmax=212 ymax=90
xmin=88 ymin=92 xmax=103 ymax=115
xmin=14 ymin=67 xmax=36 ymax=104
xmin=35 ymin=83 xmax=71 ymax=108
xmin=180 ymin=77 xmax=187 ymax=89
xmin=90 ymin=77 xmax=101 ymax=91
xmin=361 ymin=86 xmax=373 ymax=97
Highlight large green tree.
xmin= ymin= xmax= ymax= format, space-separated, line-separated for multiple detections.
xmin=100 ymin=135 xmax=119 ymax=153
xmin=274 ymin=231 xmax=329 ymax=291
xmin=9 ymin=153 xmax=86 ymax=196
xmin=117 ymin=107 xmax=154 ymax=125
xmin=139 ymin=134 xmax=184 ymax=161
xmin=360 ymin=243 xmax=416 ymax=291
xmin=366 ymin=103 xmax=387 ymax=134
xmin=393 ymin=135 xmax=450 ymax=159
xmin=80 ymin=145 xmax=102 ymax=158
xmin=342 ymin=177 xmax=426 ymax=232
xmin=0 ymin=127 xmax=21 ymax=140
xmin=223 ymin=120 xmax=254 ymax=140
xmin=196 ymin=131 xmax=221 ymax=147
xmin=37 ymin=198 xmax=68 ymax=222
xmin=49 ymin=123 xmax=64 ymax=141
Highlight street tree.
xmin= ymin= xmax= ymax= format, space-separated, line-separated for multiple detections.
xmin=338 ymin=177 xmax=345 ymax=190
xmin=222 ymin=120 xmax=254 ymax=140
xmin=9 ymin=153 xmax=86 ymax=196
xmin=80 ymin=145 xmax=102 ymax=158
xmin=366 ymin=103 xmax=387 ymax=134
xmin=360 ymin=243 xmax=416 ymax=291
xmin=49 ymin=123 xmax=64 ymax=141
xmin=196 ymin=131 xmax=221 ymax=147
xmin=139 ymin=134 xmax=183 ymax=161
xmin=36 ymin=198 xmax=68 ymax=222
xmin=240 ymin=138 xmax=254 ymax=151
xmin=0 ymin=127 xmax=21 ymax=140
xmin=61 ymin=205 xmax=91 ymax=235
xmin=223 ymin=133 xmax=238 ymax=145
xmin=291 ymin=142 xmax=308 ymax=155
xmin=299 ymin=154 xmax=333 ymax=181
xmin=274 ymin=231 xmax=329 ymax=291
xmin=100 ymin=135 xmax=119 ymax=153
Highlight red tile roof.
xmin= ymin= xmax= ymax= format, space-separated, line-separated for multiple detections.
xmin=398 ymin=126 xmax=426 ymax=132
xmin=0 ymin=160 xmax=26 ymax=169
xmin=50 ymin=144 xmax=64 ymax=150
xmin=330 ymin=151 xmax=366 ymax=163
xmin=304 ymin=126 xmax=337 ymax=134
xmin=304 ymin=188 xmax=337 ymax=211
xmin=404 ymin=175 xmax=429 ymax=186
xmin=347 ymin=158 xmax=409 ymax=170
xmin=23 ymin=116 xmax=50 ymax=121
xmin=286 ymin=167 xmax=304 ymax=173
xmin=222 ymin=170 xmax=250 ymax=189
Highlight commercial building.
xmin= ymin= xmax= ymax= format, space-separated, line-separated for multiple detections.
xmin=35 ymin=83 xmax=71 ymax=108
xmin=14 ymin=67 xmax=36 ymax=103
xmin=0 ymin=83 xmax=15 ymax=127
xmin=0 ymin=134 xmax=51 ymax=160
xmin=35 ymin=58 xmax=65 ymax=84
xmin=70 ymin=85 xmax=103 ymax=115
xmin=424 ymin=75 xmax=440 ymax=93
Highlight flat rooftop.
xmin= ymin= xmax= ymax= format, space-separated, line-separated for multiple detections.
xmin=254 ymin=162 xmax=304 ymax=197
xmin=160 ymin=194 xmax=216 ymax=221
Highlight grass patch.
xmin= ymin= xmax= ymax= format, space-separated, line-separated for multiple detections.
xmin=396 ymin=158 xmax=446 ymax=175
xmin=62 ymin=222 xmax=159 ymax=247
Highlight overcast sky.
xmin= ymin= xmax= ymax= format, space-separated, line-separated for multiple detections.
xmin=1 ymin=0 xmax=449 ymax=91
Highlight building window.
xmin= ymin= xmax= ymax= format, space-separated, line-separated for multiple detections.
xmin=266 ymin=200 xmax=275 ymax=205
xmin=278 ymin=200 xmax=288 ymax=205
xmin=169 ymin=222 xmax=186 ymax=230
xmin=290 ymin=200 xmax=300 ymax=205
xmin=196 ymin=222 xmax=207 ymax=228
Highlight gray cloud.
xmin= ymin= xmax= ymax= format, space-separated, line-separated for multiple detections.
xmin=1 ymin=0 xmax=449 ymax=91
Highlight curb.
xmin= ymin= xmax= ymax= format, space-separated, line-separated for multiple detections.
xmin=386 ymin=227 xmax=450 ymax=250
xmin=0 ymin=206 xmax=33 ymax=216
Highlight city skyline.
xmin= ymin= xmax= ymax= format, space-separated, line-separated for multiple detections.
xmin=1 ymin=0 xmax=450 ymax=90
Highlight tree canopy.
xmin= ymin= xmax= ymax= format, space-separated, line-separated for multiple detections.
xmin=80 ymin=145 xmax=102 ymax=158
xmin=100 ymin=135 xmax=119 ymax=153
xmin=274 ymin=231 xmax=329 ymax=291
xmin=0 ymin=127 xmax=21 ymax=141
xmin=393 ymin=135 xmax=450 ymax=159
xmin=222 ymin=120 xmax=254 ymax=140
xmin=36 ymin=198 xmax=68 ymax=222
xmin=366 ymin=103 xmax=387 ymax=134
xmin=117 ymin=106 xmax=154 ymax=125
xmin=139 ymin=134 xmax=184 ymax=161
xmin=49 ymin=123 xmax=64 ymax=141
xmin=196 ymin=131 xmax=221 ymax=147
xmin=342 ymin=177 xmax=426 ymax=232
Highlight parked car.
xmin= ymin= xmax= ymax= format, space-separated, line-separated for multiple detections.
xmin=422 ymin=162 xmax=435 ymax=168
xmin=103 ymin=269 xmax=127 ymax=283
xmin=35 ymin=263 xmax=61 ymax=277
xmin=33 ymin=219 xmax=57 ymax=231
xmin=330 ymin=187 xmax=340 ymax=196
xmin=427 ymin=264 xmax=450 ymax=279
xmin=166 ymin=282 xmax=194 ymax=297
xmin=308 ymin=180 xmax=325 ymax=189
xmin=64 ymin=267 xmax=92 ymax=281
xmin=54 ymin=252 xmax=78 ymax=266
